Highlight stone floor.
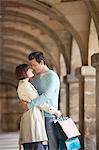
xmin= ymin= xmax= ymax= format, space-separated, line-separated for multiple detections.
xmin=0 ymin=132 xmax=22 ymax=150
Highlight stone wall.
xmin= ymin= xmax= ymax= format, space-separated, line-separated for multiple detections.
xmin=0 ymin=84 xmax=22 ymax=132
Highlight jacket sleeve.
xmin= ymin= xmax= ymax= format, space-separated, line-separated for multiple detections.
xmin=25 ymin=82 xmax=59 ymax=114
xmin=28 ymin=72 xmax=60 ymax=109
xmin=39 ymin=103 xmax=59 ymax=115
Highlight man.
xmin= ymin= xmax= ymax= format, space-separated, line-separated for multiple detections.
xmin=22 ymin=51 xmax=60 ymax=150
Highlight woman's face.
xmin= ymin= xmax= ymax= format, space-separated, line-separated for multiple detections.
xmin=27 ymin=68 xmax=34 ymax=78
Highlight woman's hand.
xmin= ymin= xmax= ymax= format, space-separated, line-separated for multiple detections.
xmin=19 ymin=100 xmax=29 ymax=112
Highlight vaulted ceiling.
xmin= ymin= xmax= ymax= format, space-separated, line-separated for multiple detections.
xmin=0 ymin=0 xmax=99 ymax=86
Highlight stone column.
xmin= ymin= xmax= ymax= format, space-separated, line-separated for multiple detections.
xmin=91 ymin=53 xmax=99 ymax=150
xmin=75 ymin=68 xmax=85 ymax=149
xmin=62 ymin=75 xmax=70 ymax=116
xmin=61 ymin=74 xmax=79 ymax=116
xmin=76 ymin=66 xmax=96 ymax=150
xmin=0 ymin=85 xmax=1 ymax=132
xmin=60 ymin=75 xmax=69 ymax=116
xmin=66 ymin=74 xmax=79 ymax=122
xmin=65 ymin=79 xmax=70 ymax=116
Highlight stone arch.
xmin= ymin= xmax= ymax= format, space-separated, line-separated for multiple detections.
xmin=1 ymin=0 xmax=90 ymax=71
xmin=84 ymin=0 xmax=99 ymax=37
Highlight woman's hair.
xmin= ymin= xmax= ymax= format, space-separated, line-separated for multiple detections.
xmin=15 ymin=64 xmax=29 ymax=80
xmin=28 ymin=51 xmax=46 ymax=64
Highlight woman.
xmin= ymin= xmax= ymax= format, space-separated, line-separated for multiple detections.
xmin=15 ymin=64 xmax=61 ymax=150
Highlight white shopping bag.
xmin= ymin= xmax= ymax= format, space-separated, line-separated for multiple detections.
xmin=56 ymin=117 xmax=80 ymax=138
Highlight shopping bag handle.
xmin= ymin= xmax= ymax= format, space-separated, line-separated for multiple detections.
xmin=56 ymin=115 xmax=69 ymax=121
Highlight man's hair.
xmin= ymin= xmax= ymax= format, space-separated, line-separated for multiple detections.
xmin=28 ymin=51 xmax=46 ymax=64
xmin=15 ymin=64 xmax=29 ymax=80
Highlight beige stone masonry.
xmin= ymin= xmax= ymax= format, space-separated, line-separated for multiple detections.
xmin=91 ymin=53 xmax=99 ymax=150
xmin=75 ymin=66 xmax=96 ymax=150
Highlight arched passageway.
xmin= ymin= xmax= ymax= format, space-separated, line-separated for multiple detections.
xmin=0 ymin=0 xmax=99 ymax=149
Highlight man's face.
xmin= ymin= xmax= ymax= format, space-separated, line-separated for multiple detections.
xmin=30 ymin=59 xmax=42 ymax=74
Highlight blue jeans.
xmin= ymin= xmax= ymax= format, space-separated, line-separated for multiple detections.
xmin=45 ymin=117 xmax=58 ymax=150
xmin=23 ymin=142 xmax=47 ymax=150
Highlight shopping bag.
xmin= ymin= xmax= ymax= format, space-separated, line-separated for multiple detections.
xmin=53 ymin=119 xmax=67 ymax=140
xmin=65 ymin=137 xmax=81 ymax=150
xmin=54 ymin=117 xmax=80 ymax=138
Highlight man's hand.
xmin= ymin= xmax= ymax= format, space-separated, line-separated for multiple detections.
xmin=54 ymin=110 xmax=62 ymax=117
xmin=19 ymin=100 xmax=29 ymax=112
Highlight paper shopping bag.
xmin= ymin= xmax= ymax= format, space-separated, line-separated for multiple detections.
xmin=54 ymin=117 xmax=80 ymax=138
xmin=53 ymin=120 xmax=67 ymax=140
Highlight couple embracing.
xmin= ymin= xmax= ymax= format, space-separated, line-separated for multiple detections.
xmin=15 ymin=51 xmax=61 ymax=150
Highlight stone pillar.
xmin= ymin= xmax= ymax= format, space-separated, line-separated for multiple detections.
xmin=0 ymin=85 xmax=1 ymax=132
xmin=75 ymin=68 xmax=85 ymax=149
xmin=76 ymin=66 xmax=96 ymax=150
xmin=66 ymin=74 xmax=79 ymax=122
xmin=60 ymin=75 xmax=68 ymax=116
xmin=91 ymin=53 xmax=99 ymax=150
xmin=61 ymin=74 xmax=79 ymax=117
xmin=65 ymin=78 xmax=70 ymax=116
xmin=62 ymin=75 xmax=70 ymax=116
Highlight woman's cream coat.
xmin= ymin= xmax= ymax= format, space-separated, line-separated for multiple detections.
xmin=17 ymin=80 xmax=48 ymax=146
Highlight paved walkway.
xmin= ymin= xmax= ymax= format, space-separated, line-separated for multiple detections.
xmin=0 ymin=132 xmax=22 ymax=150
